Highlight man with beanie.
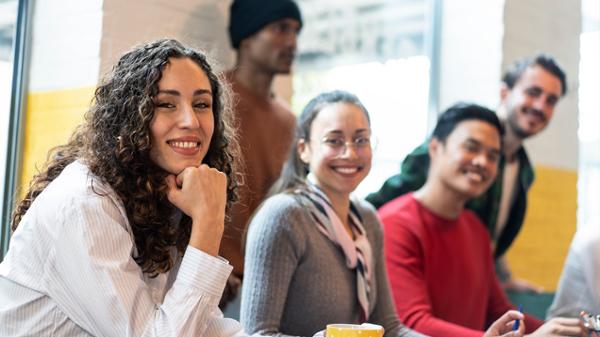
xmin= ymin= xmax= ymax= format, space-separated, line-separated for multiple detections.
xmin=219 ymin=0 xmax=302 ymax=309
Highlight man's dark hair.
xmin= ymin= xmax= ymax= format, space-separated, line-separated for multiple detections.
xmin=432 ymin=103 xmax=504 ymax=143
xmin=502 ymin=54 xmax=568 ymax=96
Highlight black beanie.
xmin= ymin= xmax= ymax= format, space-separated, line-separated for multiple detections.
xmin=228 ymin=0 xmax=303 ymax=49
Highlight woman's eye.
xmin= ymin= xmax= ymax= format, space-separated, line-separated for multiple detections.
xmin=156 ymin=102 xmax=175 ymax=109
xmin=355 ymin=137 xmax=370 ymax=146
xmin=194 ymin=102 xmax=211 ymax=109
xmin=324 ymin=138 xmax=344 ymax=147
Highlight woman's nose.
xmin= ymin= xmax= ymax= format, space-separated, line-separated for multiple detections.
xmin=179 ymin=104 xmax=199 ymax=128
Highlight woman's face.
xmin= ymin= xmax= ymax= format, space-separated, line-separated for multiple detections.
xmin=299 ymin=102 xmax=372 ymax=201
xmin=149 ymin=57 xmax=215 ymax=175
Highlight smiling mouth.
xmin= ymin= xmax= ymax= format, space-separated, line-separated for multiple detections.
xmin=461 ymin=168 xmax=488 ymax=183
xmin=167 ymin=140 xmax=200 ymax=154
xmin=168 ymin=140 xmax=200 ymax=149
xmin=332 ymin=166 xmax=364 ymax=175
xmin=466 ymin=171 xmax=484 ymax=182
xmin=523 ymin=109 xmax=547 ymax=123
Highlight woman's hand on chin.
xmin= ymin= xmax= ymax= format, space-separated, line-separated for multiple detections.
xmin=166 ymin=164 xmax=227 ymax=256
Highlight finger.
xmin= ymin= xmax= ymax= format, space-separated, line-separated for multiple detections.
xmin=498 ymin=330 xmax=523 ymax=337
xmin=499 ymin=310 xmax=525 ymax=324
xmin=548 ymin=317 xmax=583 ymax=328
xmin=165 ymin=175 xmax=179 ymax=203
xmin=491 ymin=310 xmax=525 ymax=334
xmin=165 ymin=175 xmax=177 ymax=191
xmin=550 ymin=317 xmax=582 ymax=325
xmin=556 ymin=326 xmax=584 ymax=336
xmin=518 ymin=320 xmax=525 ymax=335
xmin=199 ymin=163 xmax=211 ymax=172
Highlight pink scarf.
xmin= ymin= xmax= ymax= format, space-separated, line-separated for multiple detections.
xmin=295 ymin=180 xmax=373 ymax=322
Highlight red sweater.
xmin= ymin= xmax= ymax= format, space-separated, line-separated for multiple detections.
xmin=378 ymin=194 xmax=542 ymax=337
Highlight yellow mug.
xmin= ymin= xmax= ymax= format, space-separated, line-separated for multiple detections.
xmin=326 ymin=324 xmax=384 ymax=337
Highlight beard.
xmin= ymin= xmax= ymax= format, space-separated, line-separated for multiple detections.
xmin=507 ymin=113 xmax=533 ymax=139
xmin=506 ymin=107 xmax=547 ymax=139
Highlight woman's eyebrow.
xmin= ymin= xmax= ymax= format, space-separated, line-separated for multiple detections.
xmin=157 ymin=89 xmax=212 ymax=96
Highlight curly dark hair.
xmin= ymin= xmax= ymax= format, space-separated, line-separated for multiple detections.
xmin=12 ymin=39 xmax=240 ymax=277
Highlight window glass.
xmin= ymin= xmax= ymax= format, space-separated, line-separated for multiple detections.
xmin=0 ymin=0 xmax=19 ymax=258
xmin=578 ymin=0 xmax=600 ymax=229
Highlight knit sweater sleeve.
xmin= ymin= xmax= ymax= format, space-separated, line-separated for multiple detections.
xmin=356 ymin=202 xmax=428 ymax=337
xmin=240 ymin=194 xmax=306 ymax=337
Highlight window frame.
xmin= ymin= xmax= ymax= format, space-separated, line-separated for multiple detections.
xmin=1 ymin=0 xmax=32 ymax=259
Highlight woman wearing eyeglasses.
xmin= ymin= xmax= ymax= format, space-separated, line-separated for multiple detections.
xmin=238 ymin=90 xmax=421 ymax=337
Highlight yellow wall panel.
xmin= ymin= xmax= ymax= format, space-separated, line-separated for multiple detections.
xmin=19 ymin=87 xmax=95 ymax=197
xmin=506 ymin=165 xmax=578 ymax=291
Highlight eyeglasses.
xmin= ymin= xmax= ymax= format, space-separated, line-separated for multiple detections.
xmin=320 ymin=135 xmax=374 ymax=155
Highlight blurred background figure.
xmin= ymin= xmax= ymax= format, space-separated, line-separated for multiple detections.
xmin=219 ymin=0 xmax=302 ymax=309
xmin=379 ymin=103 xmax=586 ymax=337
xmin=547 ymin=224 xmax=600 ymax=318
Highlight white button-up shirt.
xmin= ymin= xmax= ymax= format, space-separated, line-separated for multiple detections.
xmin=0 ymin=161 xmax=247 ymax=337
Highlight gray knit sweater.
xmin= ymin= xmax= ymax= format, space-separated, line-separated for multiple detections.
xmin=240 ymin=193 xmax=426 ymax=337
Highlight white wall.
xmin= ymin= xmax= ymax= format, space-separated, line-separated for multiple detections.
xmin=29 ymin=0 xmax=103 ymax=92
xmin=438 ymin=0 xmax=505 ymax=111
xmin=100 ymin=0 xmax=234 ymax=77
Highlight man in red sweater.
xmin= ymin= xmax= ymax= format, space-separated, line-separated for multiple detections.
xmin=379 ymin=103 xmax=586 ymax=337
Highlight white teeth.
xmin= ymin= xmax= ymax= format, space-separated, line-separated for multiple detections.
xmin=169 ymin=141 xmax=198 ymax=149
xmin=335 ymin=167 xmax=359 ymax=174
xmin=466 ymin=171 xmax=483 ymax=182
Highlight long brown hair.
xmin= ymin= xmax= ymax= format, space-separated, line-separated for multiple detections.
xmin=12 ymin=39 xmax=240 ymax=277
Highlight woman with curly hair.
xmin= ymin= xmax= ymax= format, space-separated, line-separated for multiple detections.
xmin=0 ymin=39 xmax=246 ymax=337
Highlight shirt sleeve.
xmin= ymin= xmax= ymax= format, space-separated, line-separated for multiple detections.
xmin=365 ymin=144 xmax=429 ymax=209
xmin=381 ymin=210 xmax=484 ymax=337
xmin=240 ymin=196 xmax=304 ymax=337
xmin=547 ymin=229 xmax=600 ymax=318
xmin=581 ymin=232 xmax=600 ymax=312
xmin=44 ymin=193 xmax=246 ymax=337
